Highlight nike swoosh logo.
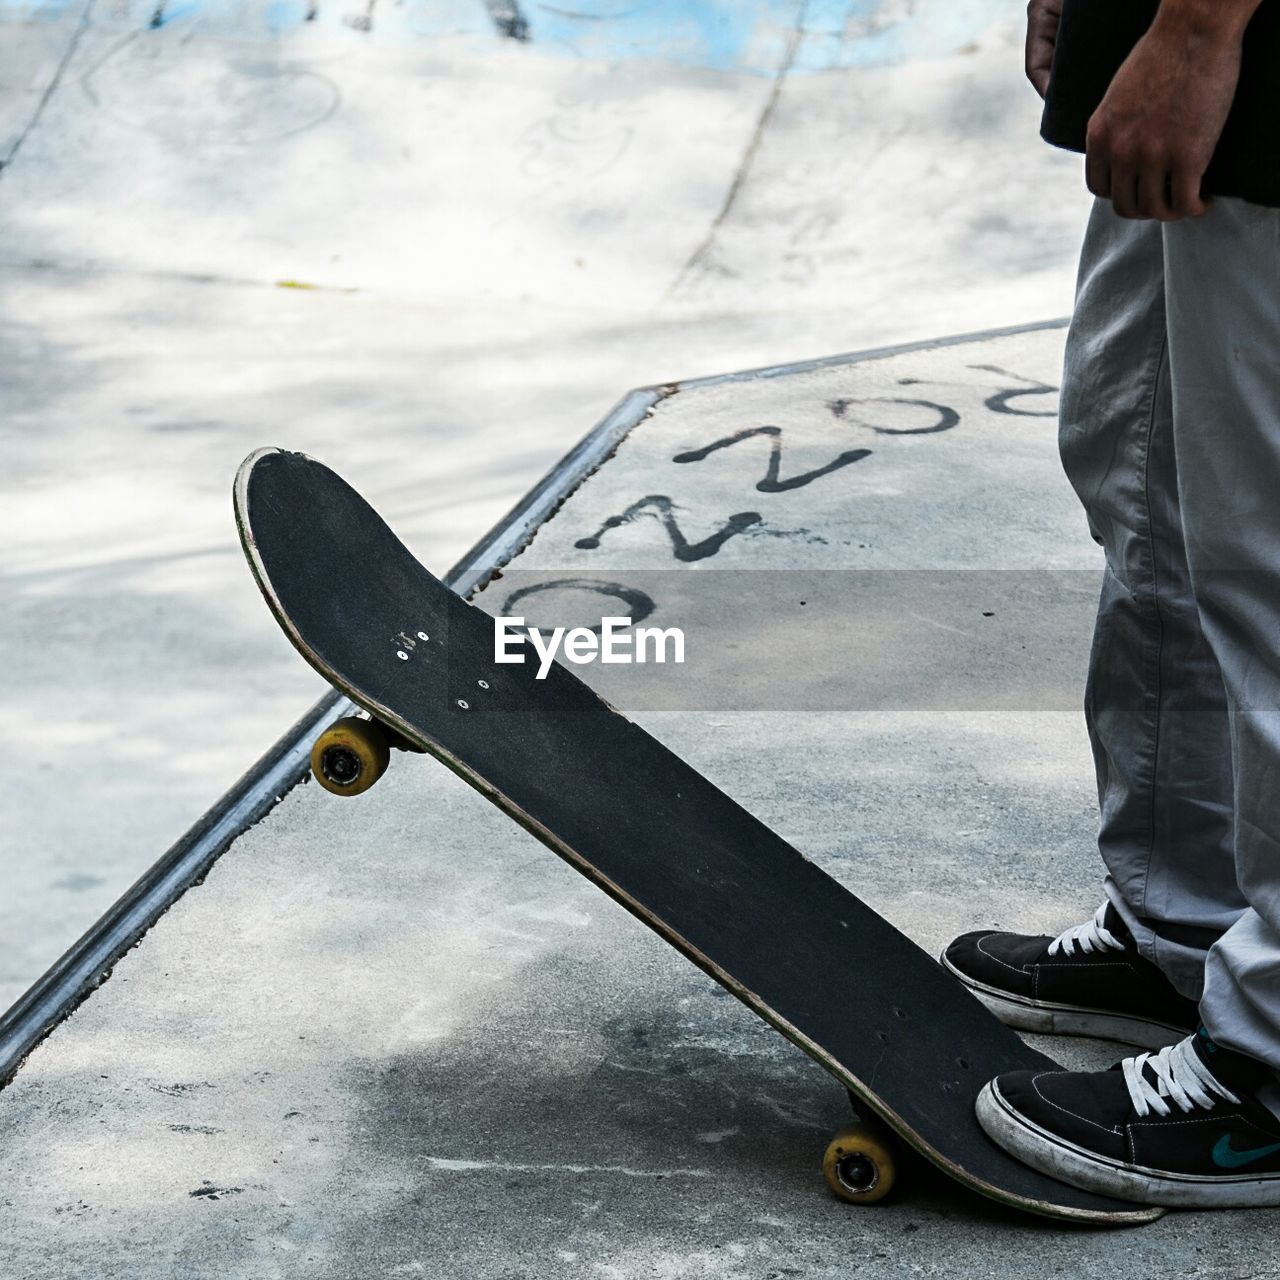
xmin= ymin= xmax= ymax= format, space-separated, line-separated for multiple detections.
xmin=1212 ymin=1134 xmax=1280 ymax=1169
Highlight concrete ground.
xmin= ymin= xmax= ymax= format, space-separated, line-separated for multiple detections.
xmin=4 ymin=327 xmax=1274 ymax=1276
xmin=0 ymin=0 xmax=1099 ymax=1008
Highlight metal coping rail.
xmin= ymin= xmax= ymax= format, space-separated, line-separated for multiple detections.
xmin=0 ymin=317 xmax=1067 ymax=1088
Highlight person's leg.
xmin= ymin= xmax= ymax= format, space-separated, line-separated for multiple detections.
xmin=1059 ymin=198 xmax=1244 ymax=998
xmin=1164 ymin=197 xmax=1280 ymax=1073
xmin=941 ymin=198 xmax=1235 ymax=1045
xmin=973 ymin=200 xmax=1280 ymax=1208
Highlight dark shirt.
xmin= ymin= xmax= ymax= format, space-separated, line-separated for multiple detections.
xmin=1040 ymin=0 xmax=1280 ymax=207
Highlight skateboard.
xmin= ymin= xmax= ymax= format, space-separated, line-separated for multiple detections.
xmin=234 ymin=447 xmax=1161 ymax=1225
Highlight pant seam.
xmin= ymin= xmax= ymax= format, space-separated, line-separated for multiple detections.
xmin=1137 ymin=330 xmax=1171 ymax=935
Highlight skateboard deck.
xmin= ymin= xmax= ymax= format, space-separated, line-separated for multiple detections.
xmin=234 ymin=447 xmax=1161 ymax=1225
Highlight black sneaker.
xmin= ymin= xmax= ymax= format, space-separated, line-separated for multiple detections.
xmin=941 ymin=904 xmax=1198 ymax=1049
xmin=977 ymin=1028 xmax=1280 ymax=1208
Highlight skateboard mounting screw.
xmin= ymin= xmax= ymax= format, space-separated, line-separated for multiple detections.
xmin=417 ymin=631 xmax=429 ymax=640
xmin=477 ymin=680 xmax=489 ymax=689
xmin=397 ymin=651 xmax=409 ymax=661
xmin=457 ymin=699 xmax=469 ymax=710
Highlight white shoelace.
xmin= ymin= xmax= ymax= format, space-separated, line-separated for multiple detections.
xmin=1122 ymin=1036 xmax=1240 ymax=1118
xmin=1046 ymin=903 xmax=1126 ymax=958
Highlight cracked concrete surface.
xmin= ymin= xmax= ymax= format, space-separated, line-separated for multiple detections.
xmin=4 ymin=6 xmax=1226 ymax=1271
xmin=0 ymin=0 xmax=1099 ymax=1009
xmin=4 ymin=328 xmax=1277 ymax=1275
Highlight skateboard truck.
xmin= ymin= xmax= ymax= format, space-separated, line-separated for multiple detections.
xmin=310 ymin=715 xmax=422 ymax=796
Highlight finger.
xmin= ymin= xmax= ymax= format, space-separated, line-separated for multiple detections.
xmin=1085 ymin=146 xmax=1111 ymax=200
xmin=1110 ymin=166 xmax=1140 ymax=219
xmin=1025 ymin=31 xmax=1054 ymax=97
xmin=1137 ymin=165 xmax=1177 ymax=222
xmin=1170 ymin=167 xmax=1209 ymax=218
xmin=1025 ymin=6 xmax=1057 ymax=98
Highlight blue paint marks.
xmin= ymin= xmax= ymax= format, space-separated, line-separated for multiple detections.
xmin=265 ymin=0 xmax=310 ymax=31
xmin=151 ymin=0 xmax=201 ymax=27
xmin=0 ymin=0 xmax=85 ymax=21
xmin=794 ymin=0 xmax=1011 ymax=71
xmin=516 ymin=0 xmax=1011 ymax=71
xmin=522 ymin=1 xmax=799 ymax=73
xmin=0 ymin=0 xmax=1012 ymax=72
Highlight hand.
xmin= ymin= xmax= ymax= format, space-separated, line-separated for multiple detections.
xmin=1025 ymin=0 xmax=1063 ymax=99
xmin=1085 ymin=6 xmax=1248 ymax=220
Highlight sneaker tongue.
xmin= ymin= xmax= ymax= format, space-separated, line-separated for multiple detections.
xmin=1100 ymin=902 xmax=1134 ymax=946
xmin=1192 ymin=1026 xmax=1269 ymax=1094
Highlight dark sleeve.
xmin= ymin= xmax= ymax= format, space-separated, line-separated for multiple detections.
xmin=1039 ymin=0 xmax=1280 ymax=209
xmin=1040 ymin=0 xmax=1157 ymax=153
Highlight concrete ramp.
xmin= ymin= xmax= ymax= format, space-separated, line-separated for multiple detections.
xmin=2 ymin=326 xmax=1259 ymax=1276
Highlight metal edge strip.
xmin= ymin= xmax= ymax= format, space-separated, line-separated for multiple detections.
xmin=0 ymin=385 xmax=663 ymax=1088
xmin=667 ymin=316 xmax=1069 ymax=391
xmin=0 ymin=317 xmax=1068 ymax=1088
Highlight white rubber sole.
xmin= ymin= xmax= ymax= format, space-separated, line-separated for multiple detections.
xmin=940 ymin=952 xmax=1189 ymax=1050
xmin=977 ymin=1079 xmax=1280 ymax=1209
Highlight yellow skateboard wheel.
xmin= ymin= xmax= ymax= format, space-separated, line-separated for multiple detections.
xmin=822 ymin=1122 xmax=897 ymax=1204
xmin=311 ymin=716 xmax=391 ymax=796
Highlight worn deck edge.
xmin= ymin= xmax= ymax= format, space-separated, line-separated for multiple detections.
xmin=0 ymin=316 xmax=1069 ymax=1091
